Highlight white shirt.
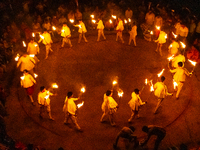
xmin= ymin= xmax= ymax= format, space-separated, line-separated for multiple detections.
xmin=154 ymin=82 xmax=169 ymax=98
xmin=17 ymin=55 xmax=35 ymax=72
xmin=61 ymin=26 xmax=71 ymax=37
xmin=128 ymin=92 xmax=144 ymax=111
xmin=38 ymin=90 xmax=53 ymax=106
xmin=108 ymin=96 xmax=118 ymax=109
xmin=21 ymin=73 xmax=36 ymax=88
xmin=63 ymin=96 xmax=78 ymax=115
xmin=97 ymin=20 xmax=104 ymax=30
xmin=27 ymin=42 xmax=39 ymax=55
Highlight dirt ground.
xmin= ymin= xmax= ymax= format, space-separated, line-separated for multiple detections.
xmin=2 ymin=31 xmax=200 ymax=150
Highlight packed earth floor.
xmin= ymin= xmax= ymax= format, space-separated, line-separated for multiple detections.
xmin=2 ymin=32 xmax=200 ymax=150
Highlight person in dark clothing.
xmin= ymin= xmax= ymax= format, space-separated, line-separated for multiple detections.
xmin=113 ymin=126 xmax=138 ymax=149
xmin=141 ymin=125 xmax=166 ymax=150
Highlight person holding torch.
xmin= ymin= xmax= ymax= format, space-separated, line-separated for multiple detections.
xmin=155 ymin=31 xmax=167 ymax=56
xmin=116 ymin=17 xmax=125 ymax=44
xmin=170 ymin=62 xmax=191 ymax=99
xmin=154 ymin=76 xmax=172 ymax=114
xmin=75 ymin=20 xmax=88 ymax=43
xmin=38 ymin=86 xmax=54 ymax=120
xmin=128 ymin=89 xmax=146 ymax=123
xmin=97 ymin=17 xmax=106 ymax=42
xmin=38 ymin=30 xmax=53 ymax=59
xmin=60 ymin=23 xmax=72 ymax=48
xmin=63 ymin=92 xmax=82 ymax=131
xmin=100 ymin=90 xmax=118 ymax=127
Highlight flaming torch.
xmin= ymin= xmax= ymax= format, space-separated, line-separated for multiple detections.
xmin=128 ymin=18 xmax=131 ymax=23
xmin=156 ymin=26 xmax=160 ymax=30
xmin=112 ymin=15 xmax=117 ymax=19
xmin=124 ymin=19 xmax=127 ymax=24
xmin=172 ymin=32 xmax=177 ymax=38
xmin=165 ymin=34 xmax=167 ymax=39
xmin=157 ymin=69 xmax=165 ymax=77
xmin=92 ymin=19 xmax=96 ymax=23
xmin=15 ymin=54 xmax=20 ymax=61
xmin=45 ymin=91 xmax=50 ymax=100
xmin=188 ymin=59 xmax=197 ymax=72
xmin=52 ymin=26 xmax=56 ymax=31
xmin=77 ymin=101 xmax=84 ymax=108
xmin=34 ymin=73 xmax=38 ymax=78
xmin=150 ymin=80 xmax=154 ymax=92
xmin=167 ymin=55 xmax=174 ymax=61
xmin=39 ymin=34 xmax=44 ymax=40
xmin=69 ymin=19 xmax=74 ymax=23
xmin=32 ymin=33 xmax=35 ymax=37
xmin=180 ymin=42 xmax=186 ymax=48
xmin=22 ymin=41 xmax=26 ymax=47
xmin=90 ymin=15 xmax=94 ymax=19
xmin=29 ymin=54 xmax=35 ymax=58
xmin=118 ymin=89 xmax=123 ymax=105
xmin=150 ymin=31 xmax=153 ymax=35
xmin=141 ymin=78 xmax=148 ymax=92
xmin=20 ymin=75 xmax=25 ymax=80
xmin=52 ymin=83 xmax=58 ymax=88
xmin=109 ymin=19 xmax=113 ymax=24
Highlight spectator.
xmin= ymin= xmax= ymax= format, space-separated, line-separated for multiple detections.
xmin=125 ymin=7 xmax=133 ymax=19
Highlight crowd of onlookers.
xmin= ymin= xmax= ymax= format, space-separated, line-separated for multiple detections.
xmin=0 ymin=0 xmax=200 ymax=149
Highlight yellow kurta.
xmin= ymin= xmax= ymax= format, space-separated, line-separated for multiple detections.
xmin=17 ymin=55 xmax=35 ymax=72
xmin=154 ymin=82 xmax=169 ymax=98
xmin=170 ymin=67 xmax=190 ymax=82
xmin=61 ymin=26 xmax=71 ymax=37
xmin=21 ymin=74 xmax=36 ymax=88
xmin=27 ymin=42 xmax=39 ymax=55
xmin=116 ymin=20 xmax=124 ymax=31
xmin=128 ymin=92 xmax=144 ymax=111
xmin=63 ymin=97 xmax=78 ymax=115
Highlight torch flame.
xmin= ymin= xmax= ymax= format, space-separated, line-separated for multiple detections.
xmin=52 ymin=83 xmax=58 ymax=88
xmin=45 ymin=91 xmax=50 ymax=99
xmin=69 ymin=19 xmax=74 ymax=23
xmin=32 ymin=33 xmax=35 ymax=37
xmin=145 ymin=79 xmax=148 ymax=85
xmin=157 ymin=69 xmax=165 ymax=77
xmin=39 ymin=34 xmax=44 ymax=40
xmin=112 ymin=80 xmax=117 ymax=85
xmin=92 ymin=19 xmax=96 ymax=23
xmin=172 ymin=32 xmax=177 ymax=38
xmin=29 ymin=54 xmax=35 ymax=58
xmin=188 ymin=59 xmax=197 ymax=66
xmin=112 ymin=15 xmax=117 ymax=19
xmin=124 ymin=19 xmax=127 ymax=24
xmin=150 ymin=31 xmax=153 ymax=35
xmin=90 ymin=15 xmax=94 ymax=18
xmin=156 ymin=26 xmax=160 ymax=30
xmin=22 ymin=41 xmax=26 ymax=47
xmin=77 ymin=101 xmax=84 ymax=108
xmin=165 ymin=34 xmax=167 ymax=39
xmin=15 ymin=54 xmax=20 ymax=61
xmin=20 ymin=76 xmax=25 ymax=80
xmin=61 ymin=29 xmax=65 ymax=33
xmin=173 ymin=79 xmax=178 ymax=89
xmin=109 ymin=19 xmax=112 ymax=24
xmin=52 ymin=26 xmax=56 ymax=31
xmin=150 ymin=80 xmax=154 ymax=92
xmin=34 ymin=44 xmax=38 ymax=47
xmin=118 ymin=89 xmax=124 ymax=97
xmin=34 ymin=73 xmax=38 ymax=78
xmin=180 ymin=42 xmax=186 ymax=48
xmin=167 ymin=55 xmax=174 ymax=61
xmin=81 ymin=87 xmax=85 ymax=93
xmin=128 ymin=18 xmax=131 ymax=22
xmin=78 ymin=25 xmax=82 ymax=28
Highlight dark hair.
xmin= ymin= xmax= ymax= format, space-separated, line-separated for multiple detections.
xmin=142 ymin=126 xmax=149 ymax=133
xmin=58 ymin=147 xmax=64 ymax=150
xmin=178 ymin=62 xmax=183 ymax=67
xmin=67 ymin=92 xmax=73 ymax=98
xmin=23 ymin=69 xmax=28 ymax=73
xmin=161 ymin=76 xmax=165 ymax=82
xmin=106 ymin=90 xmax=112 ymax=96
xmin=129 ymin=126 xmax=135 ymax=132
xmin=40 ymin=86 xmax=45 ymax=91
xmin=134 ymin=89 xmax=139 ymax=94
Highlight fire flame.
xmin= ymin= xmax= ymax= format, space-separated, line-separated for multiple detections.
xmin=173 ymin=79 xmax=178 ymax=89
xmin=109 ymin=19 xmax=112 ymax=24
xmin=22 ymin=41 xmax=26 ymax=47
xmin=45 ymin=91 xmax=50 ymax=99
xmin=20 ymin=76 xmax=25 ymax=80
xmin=32 ymin=33 xmax=35 ymax=37
xmin=165 ymin=34 xmax=167 ymax=39
xmin=172 ymin=32 xmax=177 ymax=38
xmin=167 ymin=55 xmax=174 ymax=61
xmin=52 ymin=26 xmax=56 ymax=30
xmin=124 ymin=19 xmax=127 ymax=24
xmin=92 ymin=19 xmax=96 ymax=23
xmin=29 ymin=54 xmax=35 ymax=58
xmin=61 ymin=29 xmax=65 ymax=33
xmin=188 ymin=59 xmax=197 ymax=66
xmin=118 ymin=89 xmax=124 ymax=97
xmin=78 ymin=25 xmax=82 ymax=28
xmin=112 ymin=80 xmax=117 ymax=85
xmin=81 ymin=87 xmax=85 ymax=93
xmin=77 ymin=101 xmax=84 ymax=108
xmin=112 ymin=15 xmax=117 ymax=19
xmin=15 ymin=54 xmax=20 ymax=61
xmin=39 ymin=34 xmax=44 ymax=39
xmin=128 ymin=18 xmax=131 ymax=22
xmin=34 ymin=73 xmax=38 ymax=78
xmin=180 ymin=42 xmax=186 ymax=48
xmin=90 ymin=15 xmax=94 ymax=18
xmin=150 ymin=31 xmax=153 ymax=35
xmin=69 ymin=19 xmax=74 ymax=23
xmin=34 ymin=44 xmax=38 ymax=47
xmin=52 ymin=83 xmax=58 ymax=88
xmin=150 ymin=80 xmax=154 ymax=92
xmin=145 ymin=79 xmax=148 ymax=85
xmin=157 ymin=69 xmax=165 ymax=77
xmin=156 ymin=26 xmax=160 ymax=30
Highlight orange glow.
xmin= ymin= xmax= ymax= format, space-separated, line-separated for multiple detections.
xmin=90 ymin=15 xmax=94 ymax=18
xmin=77 ymin=101 xmax=84 ymax=108
xmin=32 ymin=33 xmax=35 ymax=37
xmin=112 ymin=15 xmax=117 ymax=19
xmin=52 ymin=26 xmax=56 ymax=30
xmin=172 ymin=32 xmax=177 ymax=38
xmin=156 ymin=26 xmax=160 ymax=30
xmin=173 ymin=79 xmax=178 ymax=89
xmin=92 ymin=19 xmax=96 ymax=23
xmin=124 ymin=19 xmax=127 ymax=24
xmin=128 ymin=18 xmax=131 ymax=22
xmin=34 ymin=73 xmax=38 ymax=78
xmin=150 ymin=80 xmax=154 ymax=92
xmin=22 ymin=41 xmax=26 ymax=47
xmin=69 ymin=19 xmax=74 ymax=23
xmin=145 ymin=79 xmax=148 ymax=85
xmin=157 ymin=69 xmax=165 ymax=77
xmin=167 ymin=55 xmax=174 ymax=61
xmin=15 ymin=54 xmax=20 ymax=61
xmin=188 ymin=59 xmax=197 ymax=66
xmin=39 ymin=34 xmax=44 ymax=39
xmin=109 ymin=19 xmax=113 ymax=24
xmin=118 ymin=89 xmax=124 ymax=97
xmin=150 ymin=31 xmax=153 ymax=35
xmin=52 ymin=83 xmax=58 ymax=88
xmin=180 ymin=42 xmax=186 ymax=48
xmin=29 ymin=54 xmax=35 ymax=58
xmin=81 ymin=87 xmax=86 ymax=93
